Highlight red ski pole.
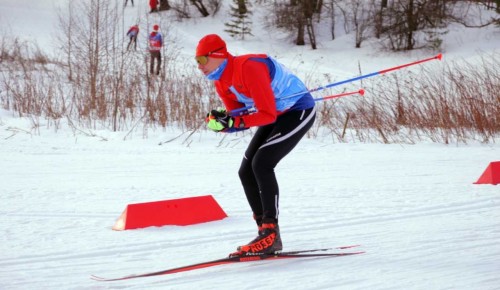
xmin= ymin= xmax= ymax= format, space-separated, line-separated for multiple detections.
xmin=229 ymin=54 xmax=442 ymax=117
xmin=314 ymin=89 xmax=365 ymax=102
xmin=308 ymin=54 xmax=442 ymax=93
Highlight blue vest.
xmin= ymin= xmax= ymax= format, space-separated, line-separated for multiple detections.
xmin=229 ymin=56 xmax=314 ymax=112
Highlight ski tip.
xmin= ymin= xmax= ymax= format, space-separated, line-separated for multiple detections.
xmin=337 ymin=244 xmax=361 ymax=249
xmin=90 ymin=275 xmax=105 ymax=281
xmin=91 ymin=274 xmax=125 ymax=282
xmin=350 ymin=251 xmax=366 ymax=255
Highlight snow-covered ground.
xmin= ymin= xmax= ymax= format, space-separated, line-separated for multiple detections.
xmin=1 ymin=1 xmax=499 ymax=289
xmin=1 ymin=115 xmax=499 ymax=289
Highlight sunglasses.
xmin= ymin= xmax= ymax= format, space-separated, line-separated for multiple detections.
xmin=195 ymin=47 xmax=224 ymax=65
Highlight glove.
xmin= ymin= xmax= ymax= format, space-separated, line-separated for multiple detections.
xmin=206 ymin=109 xmax=234 ymax=132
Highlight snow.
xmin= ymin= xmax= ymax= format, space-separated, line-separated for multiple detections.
xmin=1 ymin=1 xmax=499 ymax=289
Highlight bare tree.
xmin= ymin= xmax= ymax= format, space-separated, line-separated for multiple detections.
xmin=301 ymin=0 xmax=319 ymax=49
xmin=168 ymin=0 xmax=222 ymax=19
xmin=375 ymin=0 xmax=387 ymax=38
xmin=56 ymin=0 xmax=131 ymax=124
xmin=337 ymin=0 xmax=376 ymax=48
xmin=272 ymin=0 xmax=321 ymax=48
xmin=378 ymin=0 xmax=498 ymax=51
xmin=190 ymin=0 xmax=210 ymax=17
xmin=327 ymin=0 xmax=337 ymax=40
xmin=159 ymin=0 xmax=171 ymax=11
xmin=56 ymin=1 xmax=76 ymax=81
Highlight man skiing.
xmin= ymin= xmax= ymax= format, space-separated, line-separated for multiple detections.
xmin=196 ymin=34 xmax=316 ymax=256
xmin=149 ymin=0 xmax=158 ymax=13
xmin=126 ymin=24 xmax=139 ymax=51
xmin=149 ymin=24 xmax=163 ymax=75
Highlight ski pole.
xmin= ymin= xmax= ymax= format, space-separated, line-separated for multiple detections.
xmin=230 ymin=89 xmax=365 ymax=116
xmin=229 ymin=53 xmax=441 ymax=116
xmin=313 ymin=89 xmax=364 ymax=102
xmin=308 ymin=53 xmax=442 ymax=93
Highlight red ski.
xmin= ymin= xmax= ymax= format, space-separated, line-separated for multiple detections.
xmin=91 ymin=245 xmax=363 ymax=282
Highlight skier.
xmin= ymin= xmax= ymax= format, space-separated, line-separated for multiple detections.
xmin=126 ymin=24 xmax=139 ymax=51
xmin=124 ymin=0 xmax=134 ymax=7
xmin=196 ymin=34 xmax=316 ymax=256
xmin=149 ymin=0 xmax=158 ymax=13
xmin=148 ymin=24 xmax=163 ymax=75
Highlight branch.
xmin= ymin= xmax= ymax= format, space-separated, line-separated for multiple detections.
xmin=448 ymin=14 xmax=499 ymax=28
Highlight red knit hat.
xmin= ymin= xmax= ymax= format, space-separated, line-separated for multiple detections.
xmin=153 ymin=24 xmax=159 ymax=31
xmin=196 ymin=34 xmax=228 ymax=58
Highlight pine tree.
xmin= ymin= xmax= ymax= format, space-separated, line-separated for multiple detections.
xmin=224 ymin=0 xmax=253 ymax=40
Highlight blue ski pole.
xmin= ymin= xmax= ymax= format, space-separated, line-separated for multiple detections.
xmin=229 ymin=54 xmax=442 ymax=117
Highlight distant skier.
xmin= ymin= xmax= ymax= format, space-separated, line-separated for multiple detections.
xmin=149 ymin=24 xmax=163 ymax=75
xmin=124 ymin=0 xmax=134 ymax=7
xmin=126 ymin=24 xmax=139 ymax=51
xmin=149 ymin=0 xmax=158 ymax=13
xmin=196 ymin=34 xmax=316 ymax=256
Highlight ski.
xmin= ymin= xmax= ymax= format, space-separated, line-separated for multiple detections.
xmin=91 ymin=245 xmax=363 ymax=282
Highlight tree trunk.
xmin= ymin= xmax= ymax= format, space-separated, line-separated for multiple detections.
xmin=296 ymin=17 xmax=305 ymax=45
xmin=306 ymin=17 xmax=317 ymax=49
xmin=375 ymin=0 xmax=384 ymax=39
xmin=190 ymin=0 xmax=209 ymax=17
xmin=406 ymin=0 xmax=415 ymax=50
xmin=301 ymin=0 xmax=317 ymax=49
xmin=314 ymin=0 xmax=323 ymax=14
xmin=330 ymin=0 xmax=335 ymax=40
xmin=292 ymin=0 xmax=305 ymax=45
xmin=237 ymin=0 xmax=247 ymax=14
xmin=159 ymin=0 xmax=171 ymax=11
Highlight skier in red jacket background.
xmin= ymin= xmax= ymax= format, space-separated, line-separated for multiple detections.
xmin=149 ymin=24 xmax=163 ymax=75
xmin=149 ymin=0 xmax=158 ymax=13
xmin=126 ymin=24 xmax=139 ymax=51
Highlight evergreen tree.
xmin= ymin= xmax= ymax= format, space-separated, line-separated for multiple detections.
xmin=224 ymin=0 xmax=253 ymax=40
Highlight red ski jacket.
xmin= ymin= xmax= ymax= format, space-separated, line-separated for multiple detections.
xmin=214 ymin=54 xmax=278 ymax=128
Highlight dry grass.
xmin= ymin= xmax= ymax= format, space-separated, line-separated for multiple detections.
xmin=312 ymin=52 xmax=499 ymax=144
xmin=1 ymin=32 xmax=498 ymax=144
